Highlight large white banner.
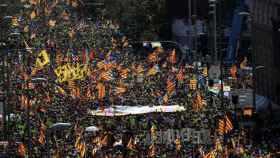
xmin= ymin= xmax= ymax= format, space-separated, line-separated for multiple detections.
xmin=88 ymin=105 xmax=186 ymax=116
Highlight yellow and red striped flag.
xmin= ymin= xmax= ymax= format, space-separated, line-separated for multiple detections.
xmin=96 ymin=82 xmax=106 ymax=100
xmin=193 ymin=92 xmax=204 ymax=111
xmin=100 ymin=70 xmax=113 ymax=81
xmin=218 ymin=116 xmax=233 ymax=135
xmin=203 ymin=149 xmax=216 ymax=158
xmin=218 ymin=119 xmax=225 ymax=135
xmin=38 ymin=122 xmax=46 ymax=145
xmin=189 ymin=79 xmax=197 ymax=90
xmin=176 ymin=67 xmax=185 ymax=82
xmin=225 ymin=116 xmax=233 ymax=133
xmin=166 ymin=79 xmax=176 ymax=95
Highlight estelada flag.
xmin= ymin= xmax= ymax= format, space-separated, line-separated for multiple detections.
xmin=96 ymin=82 xmax=106 ymax=100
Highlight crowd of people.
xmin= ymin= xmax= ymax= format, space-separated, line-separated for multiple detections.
xmin=1 ymin=0 xmax=279 ymax=157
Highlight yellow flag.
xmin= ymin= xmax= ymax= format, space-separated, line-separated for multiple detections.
xmin=35 ymin=50 xmax=49 ymax=68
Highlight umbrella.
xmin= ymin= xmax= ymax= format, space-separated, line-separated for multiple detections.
xmin=85 ymin=126 xmax=100 ymax=132
xmin=49 ymin=123 xmax=71 ymax=130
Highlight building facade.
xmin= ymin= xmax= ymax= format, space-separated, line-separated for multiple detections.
xmin=249 ymin=0 xmax=280 ymax=105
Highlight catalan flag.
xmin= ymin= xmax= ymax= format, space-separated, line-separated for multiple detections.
xmin=166 ymin=79 xmax=175 ymax=95
xmin=100 ymin=70 xmax=113 ymax=81
xmin=189 ymin=79 xmax=197 ymax=90
xmin=217 ymin=116 xmax=233 ymax=135
xmin=203 ymin=150 xmax=216 ymax=158
xmin=168 ymin=49 xmax=176 ymax=64
xmin=218 ymin=119 xmax=225 ymax=135
xmin=96 ymin=82 xmax=106 ymax=100
xmin=38 ymin=122 xmax=46 ymax=145
xmin=75 ymin=133 xmax=86 ymax=158
xmin=176 ymin=67 xmax=185 ymax=82
xmin=193 ymin=92 xmax=204 ymax=111
xmin=225 ymin=116 xmax=233 ymax=132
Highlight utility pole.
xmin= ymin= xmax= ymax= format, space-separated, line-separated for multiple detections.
xmin=209 ymin=0 xmax=218 ymax=63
